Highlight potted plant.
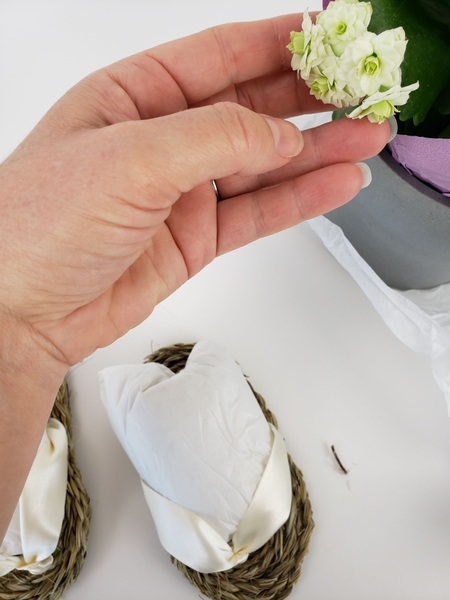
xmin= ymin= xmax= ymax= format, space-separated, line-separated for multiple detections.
xmin=290 ymin=0 xmax=450 ymax=290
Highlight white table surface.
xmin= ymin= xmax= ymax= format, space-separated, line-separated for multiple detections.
xmin=2 ymin=1 xmax=450 ymax=599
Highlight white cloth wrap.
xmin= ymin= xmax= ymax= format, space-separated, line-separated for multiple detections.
xmin=310 ymin=216 xmax=450 ymax=411
xmin=99 ymin=340 xmax=292 ymax=572
xmin=0 ymin=418 xmax=68 ymax=576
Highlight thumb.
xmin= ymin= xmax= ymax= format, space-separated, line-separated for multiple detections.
xmin=108 ymin=102 xmax=304 ymax=201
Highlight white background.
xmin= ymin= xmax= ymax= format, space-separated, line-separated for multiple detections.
xmin=2 ymin=1 xmax=450 ymax=599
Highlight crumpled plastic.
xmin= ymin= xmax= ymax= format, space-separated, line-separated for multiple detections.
xmin=309 ymin=216 xmax=450 ymax=411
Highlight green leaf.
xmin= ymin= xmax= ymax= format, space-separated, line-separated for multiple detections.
xmin=414 ymin=0 xmax=450 ymax=26
xmin=439 ymin=122 xmax=450 ymax=137
xmin=332 ymin=107 xmax=356 ymax=120
xmin=397 ymin=105 xmax=450 ymax=135
xmin=436 ymin=83 xmax=450 ymax=113
xmin=369 ymin=0 xmax=450 ymax=127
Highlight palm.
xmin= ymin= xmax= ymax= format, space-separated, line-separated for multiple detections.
xmin=69 ymin=183 xmax=220 ymax=359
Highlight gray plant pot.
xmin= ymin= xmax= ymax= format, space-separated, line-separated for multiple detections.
xmin=326 ymin=148 xmax=450 ymax=290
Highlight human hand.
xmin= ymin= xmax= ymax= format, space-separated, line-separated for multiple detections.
xmin=0 ymin=14 xmax=389 ymax=373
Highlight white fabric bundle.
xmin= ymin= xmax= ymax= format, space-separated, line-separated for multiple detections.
xmin=310 ymin=216 xmax=450 ymax=410
xmin=0 ymin=418 xmax=68 ymax=576
xmin=99 ymin=340 xmax=292 ymax=573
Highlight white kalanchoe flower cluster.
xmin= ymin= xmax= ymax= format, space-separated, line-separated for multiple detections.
xmin=287 ymin=0 xmax=419 ymax=122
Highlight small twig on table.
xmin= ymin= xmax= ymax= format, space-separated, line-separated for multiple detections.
xmin=331 ymin=445 xmax=348 ymax=474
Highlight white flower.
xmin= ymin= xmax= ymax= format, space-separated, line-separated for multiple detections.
xmin=339 ymin=28 xmax=407 ymax=96
xmin=307 ymin=74 xmax=360 ymax=108
xmin=316 ymin=0 xmax=372 ymax=56
xmin=305 ymin=47 xmax=361 ymax=107
xmin=347 ymin=82 xmax=420 ymax=122
xmin=288 ymin=11 xmax=326 ymax=79
xmin=287 ymin=1 xmax=419 ymax=115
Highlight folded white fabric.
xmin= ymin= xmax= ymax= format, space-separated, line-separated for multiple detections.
xmin=99 ymin=340 xmax=292 ymax=573
xmin=310 ymin=216 xmax=450 ymax=410
xmin=0 ymin=418 xmax=68 ymax=577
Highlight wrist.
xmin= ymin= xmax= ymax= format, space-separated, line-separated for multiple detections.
xmin=0 ymin=308 xmax=68 ymax=403
xmin=0 ymin=308 xmax=69 ymax=542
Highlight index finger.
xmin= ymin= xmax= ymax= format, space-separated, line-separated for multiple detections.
xmin=124 ymin=13 xmax=305 ymax=105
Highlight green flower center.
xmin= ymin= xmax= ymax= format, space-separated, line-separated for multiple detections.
xmin=336 ymin=22 xmax=347 ymax=35
xmin=288 ymin=31 xmax=306 ymax=55
xmin=371 ymin=100 xmax=395 ymax=118
xmin=311 ymin=76 xmax=331 ymax=96
xmin=364 ymin=55 xmax=381 ymax=77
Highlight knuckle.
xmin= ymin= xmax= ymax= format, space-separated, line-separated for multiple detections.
xmin=211 ymin=101 xmax=256 ymax=157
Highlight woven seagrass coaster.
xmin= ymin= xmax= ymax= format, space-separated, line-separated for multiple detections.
xmin=0 ymin=380 xmax=91 ymax=600
xmin=144 ymin=343 xmax=314 ymax=600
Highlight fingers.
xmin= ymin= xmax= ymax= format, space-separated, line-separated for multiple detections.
xmin=113 ymin=14 xmax=304 ymax=107
xmin=107 ymin=102 xmax=304 ymax=206
xmin=216 ymin=162 xmax=368 ymax=255
xmin=50 ymin=14 xmax=324 ymax=127
xmin=216 ymin=116 xmax=391 ymax=199
xmin=100 ymin=13 xmax=323 ymax=122
xmin=192 ymin=69 xmax=335 ymax=120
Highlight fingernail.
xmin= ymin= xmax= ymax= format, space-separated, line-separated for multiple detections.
xmin=388 ymin=116 xmax=398 ymax=142
xmin=263 ymin=115 xmax=304 ymax=158
xmin=355 ymin=162 xmax=372 ymax=188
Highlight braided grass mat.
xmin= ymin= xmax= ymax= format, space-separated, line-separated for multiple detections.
xmin=144 ymin=343 xmax=314 ymax=600
xmin=0 ymin=380 xmax=91 ymax=600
